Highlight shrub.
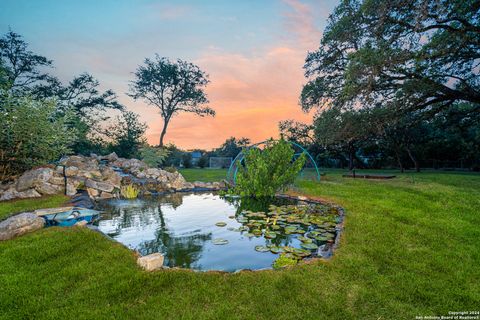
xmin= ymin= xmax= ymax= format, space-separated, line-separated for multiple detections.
xmin=0 ymin=95 xmax=76 ymax=180
xmin=197 ymin=155 xmax=208 ymax=168
xmin=139 ymin=146 xmax=170 ymax=168
xmin=234 ymin=139 xmax=306 ymax=197
xmin=182 ymin=153 xmax=193 ymax=168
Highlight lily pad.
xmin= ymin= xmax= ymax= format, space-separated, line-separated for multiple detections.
xmin=301 ymin=242 xmax=319 ymax=250
xmin=255 ymin=245 xmax=270 ymax=252
xmin=270 ymin=246 xmax=284 ymax=254
xmin=215 ymin=222 xmax=227 ymax=227
xmin=298 ymin=236 xmax=312 ymax=243
xmin=212 ymin=239 xmax=229 ymax=245
xmin=264 ymin=231 xmax=277 ymax=239
xmin=244 ymin=232 xmax=255 ymax=238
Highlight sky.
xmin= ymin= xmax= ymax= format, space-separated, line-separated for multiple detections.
xmin=0 ymin=0 xmax=338 ymax=150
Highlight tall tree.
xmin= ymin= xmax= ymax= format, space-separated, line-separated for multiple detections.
xmin=301 ymin=0 xmax=480 ymax=114
xmin=129 ymin=55 xmax=215 ymax=146
xmin=0 ymin=30 xmax=52 ymax=91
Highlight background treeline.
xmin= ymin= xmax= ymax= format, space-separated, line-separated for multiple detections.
xmin=0 ymin=31 xmax=151 ymax=179
xmin=280 ymin=0 xmax=480 ymax=172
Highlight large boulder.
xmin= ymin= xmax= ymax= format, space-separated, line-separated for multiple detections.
xmin=0 ymin=187 xmax=41 ymax=201
xmin=16 ymin=168 xmax=54 ymax=192
xmin=0 ymin=212 xmax=45 ymax=241
xmin=103 ymin=152 xmax=118 ymax=162
xmin=35 ymin=182 xmax=63 ymax=195
xmin=85 ymin=179 xmax=115 ymax=193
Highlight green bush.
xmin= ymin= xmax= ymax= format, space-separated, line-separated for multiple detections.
xmin=234 ymin=139 xmax=306 ymax=197
xmin=182 ymin=153 xmax=193 ymax=168
xmin=197 ymin=155 xmax=208 ymax=168
xmin=0 ymin=95 xmax=76 ymax=180
xmin=139 ymin=146 xmax=170 ymax=168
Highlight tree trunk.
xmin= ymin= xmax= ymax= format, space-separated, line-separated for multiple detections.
xmin=405 ymin=147 xmax=420 ymax=172
xmin=348 ymin=145 xmax=355 ymax=171
xmin=159 ymin=119 xmax=169 ymax=147
xmin=394 ymin=149 xmax=404 ymax=173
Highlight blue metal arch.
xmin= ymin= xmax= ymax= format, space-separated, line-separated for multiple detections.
xmin=226 ymin=140 xmax=321 ymax=184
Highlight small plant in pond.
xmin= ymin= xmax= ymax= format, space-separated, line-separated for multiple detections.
xmin=120 ymin=184 xmax=139 ymax=199
xmin=272 ymin=254 xmax=298 ymax=269
xmin=234 ymin=139 xmax=306 ymax=197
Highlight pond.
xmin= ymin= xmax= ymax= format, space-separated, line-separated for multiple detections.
xmin=95 ymin=192 xmax=341 ymax=272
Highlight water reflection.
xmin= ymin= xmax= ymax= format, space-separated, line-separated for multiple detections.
xmin=96 ymin=192 xmax=309 ymax=271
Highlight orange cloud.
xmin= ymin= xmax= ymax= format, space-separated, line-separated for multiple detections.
xmin=137 ymin=0 xmax=322 ymax=149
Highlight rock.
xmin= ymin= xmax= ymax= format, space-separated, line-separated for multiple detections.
xmin=74 ymin=220 xmax=88 ymax=227
xmin=86 ymin=187 xmax=99 ymax=198
xmin=193 ymin=181 xmax=207 ymax=188
xmin=137 ymin=253 xmax=165 ymax=271
xmin=48 ymin=175 xmax=65 ymax=186
xmin=16 ymin=168 xmax=54 ymax=192
xmin=85 ymin=179 xmax=114 ymax=193
xmin=0 ymin=187 xmax=42 ymax=201
xmin=35 ymin=182 xmax=63 ymax=195
xmin=64 ymin=166 xmax=79 ymax=177
xmin=98 ymin=191 xmax=114 ymax=199
xmin=0 ymin=212 xmax=45 ymax=241
xmin=104 ymin=152 xmax=118 ymax=162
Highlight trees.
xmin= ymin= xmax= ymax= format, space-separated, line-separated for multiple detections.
xmin=0 ymin=30 xmax=52 ymax=91
xmin=292 ymin=0 xmax=480 ymax=171
xmin=215 ymin=137 xmax=251 ymax=158
xmin=0 ymin=94 xmax=76 ymax=180
xmin=106 ymin=111 xmax=147 ymax=158
xmin=129 ymin=56 xmax=215 ymax=146
xmin=0 ymin=31 xmax=125 ymax=155
xmin=301 ymin=0 xmax=480 ymax=114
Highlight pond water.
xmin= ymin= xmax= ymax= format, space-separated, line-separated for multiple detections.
xmin=95 ymin=192 xmax=340 ymax=272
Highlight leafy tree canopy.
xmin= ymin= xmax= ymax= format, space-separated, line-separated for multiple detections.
xmin=301 ymin=0 xmax=480 ymax=114
xmin=129 ymin=55 xmax=215 ymax=146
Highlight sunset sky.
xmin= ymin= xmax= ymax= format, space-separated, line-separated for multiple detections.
xmin=1 ymin=0 xmax=338 ymax=149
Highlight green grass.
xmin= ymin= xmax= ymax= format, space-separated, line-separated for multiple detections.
xmin=179 ymin=168 xmax=228 ymax=182
xmin=1 ymin=170 xmax=479 ymax=319
xmin=0 ymin=194 xmax=68 ymax=220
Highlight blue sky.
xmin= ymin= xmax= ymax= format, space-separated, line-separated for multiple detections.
xmin=1 ymin=0 xmax=339 ymax=149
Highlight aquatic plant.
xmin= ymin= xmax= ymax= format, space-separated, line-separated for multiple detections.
xmin=120 ymin=184 xmax=139 ymax=199
xmin=272 ymin=254 xmax=298 ymax=269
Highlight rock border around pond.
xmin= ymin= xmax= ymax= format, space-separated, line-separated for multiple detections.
xmin=0 ymin=153 xmax=228 ymax=202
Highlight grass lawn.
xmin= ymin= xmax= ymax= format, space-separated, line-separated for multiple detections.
xmin=0 ymin=194 xmax=68 ymax=221
xmin=179 ymin=168 xmax=228 ymax=182
xmin=1 ymin=170 xmax=479 ymax=319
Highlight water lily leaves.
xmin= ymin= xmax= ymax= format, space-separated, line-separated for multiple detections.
xmin=228 ymin=215 xmax=235 ymax=219
xmin=252 ymin=229 xmax=263 ymax=236
xmin=291 ymin=248 xmax=311 ymax=257
xmin=264 ymin=231 xmax=277 ymax=239
xmin=298 ymin=236 xmax=312 ymax=243
xmin=292 ymin=228 xmax=306 ymax=234
xmin=212 ymin=239 xmax=229 ymax=245
xmin=269 ymin=246 xmax=284 ymax=254
xmin=255 ymin=245 xmax=270 ymax=252
xmin=301 ymin=242 xmax=319 ymax=250
xmin=314 ymin=235 xmax=328 ymax=242
xmin=244 ymin=233 xmax=254 ymax=238
xmin=284 ymin=226 xmax=297 ymax=233
xmin=215 ymin=222 xmax=227 ymax=227
xmin=271 ymin=225 xmax=281 ymax=230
